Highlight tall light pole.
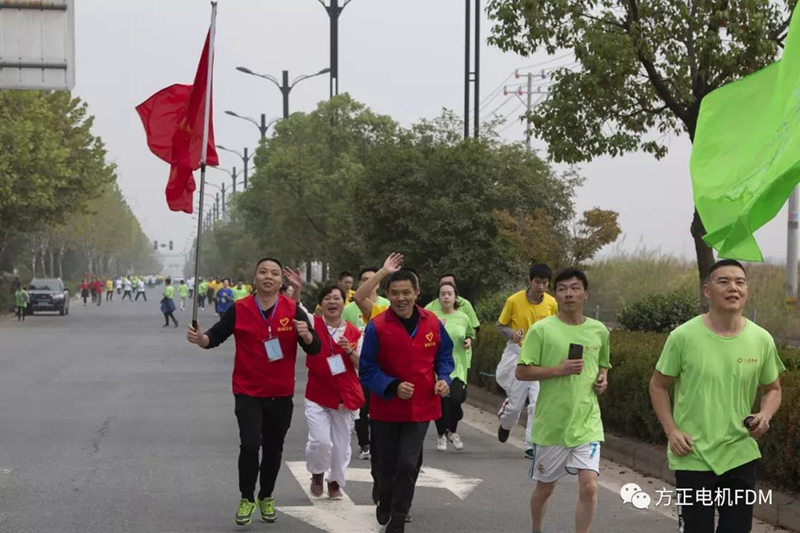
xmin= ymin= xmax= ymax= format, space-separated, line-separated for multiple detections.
xmin=464 ymin=0 xmax=481 ymax=139
xmin=209 ymin=165 xmax=238 ymax=193
xmin=205 ymin=181 xmax=226 ymax=220
xmin=217 ymin=145 xmax=252 ymax=189
xmin=236 ymin=66 xmax=330 ymax=118
xmin=317 ymin=0 xmax=354 ymax=97
xmin=225 ymin=111 xmax=281 ymax=139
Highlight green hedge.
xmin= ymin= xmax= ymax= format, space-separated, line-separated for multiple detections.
xmin=469 ymin=324 xmax=800 ymax=491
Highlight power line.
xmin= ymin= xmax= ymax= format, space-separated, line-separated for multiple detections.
xmin=481 ymin=95 xmax=515 ymax=123
xmin=516 ymin=52 xmax=574 ymax=70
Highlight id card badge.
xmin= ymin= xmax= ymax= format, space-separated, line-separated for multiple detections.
xmin=327 ymin=354 xmax=347 ymax=376
xmin=264 ymin=338 xmax=284 ymax=362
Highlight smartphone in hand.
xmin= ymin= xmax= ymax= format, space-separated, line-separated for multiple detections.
xmin=568 ymin=343 xmax=584 ymax=360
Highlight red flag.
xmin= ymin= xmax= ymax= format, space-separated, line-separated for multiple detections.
xmin=136 ymin=32 xmax=218 ymax=214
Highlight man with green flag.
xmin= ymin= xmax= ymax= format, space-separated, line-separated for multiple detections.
xmin=691 ymin=7 xmax=800 ymax=261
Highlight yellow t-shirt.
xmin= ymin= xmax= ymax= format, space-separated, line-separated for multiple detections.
xmin=106 ymin=280 xmax=113 ymax=291
xmin=498 ymin=290 xmax=558 ymax=343
xmin=346 ymin=289 xmax=355 ymax=305
xmin=362 ymin=302 xmax=389 ymax=324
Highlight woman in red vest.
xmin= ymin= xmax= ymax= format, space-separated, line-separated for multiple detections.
xmin=305 ymin=285 xmax=365 ymax=499
xmin=186 ymin=257 xmax=321 ymax=527
xmin=359 ymin=269 xmax=454 ymax=532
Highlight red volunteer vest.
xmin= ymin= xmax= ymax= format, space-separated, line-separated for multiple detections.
xmin=232 ymin=294 xmax=300 ymax=398
xmin=305 ymin=317 xmax=365 ymax=411
xmin=369 ymin=306 xmax=443 ymax=423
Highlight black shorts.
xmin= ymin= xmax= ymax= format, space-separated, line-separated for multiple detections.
xmin=675 ymin=460 xmax=758 ymax=533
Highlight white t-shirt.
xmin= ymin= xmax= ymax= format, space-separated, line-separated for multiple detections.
xmin=137 ymin=281 xmax=145 ymax=292
xmin=123 ymin=280 xmax=132 ymax=291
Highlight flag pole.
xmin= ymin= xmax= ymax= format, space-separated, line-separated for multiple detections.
xmin=192 ymin=0 xmax=218 ymax=331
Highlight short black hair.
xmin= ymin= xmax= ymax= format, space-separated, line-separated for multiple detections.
xmin=255 ymin=257 xmax=283 ymax=272
xmin=386 ymin=269 xmax=419 ymax=291
xmin=707 ymin=259 xmax=746 ymax=281
xmin=318 ymin=284 xmax=347 ymax=305
xmin=439 ymin=281 xmax=461 ymax=309
xmin=338 ymin=271 xmax=353 ymax=280
xmin=222 ymin=277 xmax=230 ymax=284
xmin=180 ymin=280 xmax=185 ymax=284
xmin=165 ymin=278 xmax=172 ymax=285
xmin=439 ymin=273 xmax=457 ymax=284
xmin=529 ymin=263 xmax=553 ymax=281
xmin=404 ymin=267 xmax=421 ymax=284
xmin=554 ymin=268 xmax=588 ymax=290
xmin=358 ymin=267 xmax=379 ymax=280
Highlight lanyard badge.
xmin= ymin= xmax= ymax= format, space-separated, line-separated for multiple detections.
xmin=257 ymin=296 xmax=283 ymax=362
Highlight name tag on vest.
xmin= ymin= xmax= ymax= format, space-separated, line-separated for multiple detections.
xmin=264 ymin=338 xmax=284 ymax=362
xmin=327 ymin=354 xmax=346 ymax=376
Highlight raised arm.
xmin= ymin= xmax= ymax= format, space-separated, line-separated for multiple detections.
xmin=354 ymin=252 xmax=403 ymax=321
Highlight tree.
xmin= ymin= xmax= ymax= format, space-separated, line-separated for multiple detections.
xmin=357 ymin=110 xmax=580 ymax=301
xmin=486 ymin=0 xmax=793 ymax=284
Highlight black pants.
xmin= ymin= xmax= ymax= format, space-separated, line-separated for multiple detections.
xmin=373 ymin=421 xmax=429 ymax=527
xmin=96 ymin=294 xmax=101 ymax=306
xmin=135 ymin=291 xmax=147 ymax=301
xmin=355 ymin=387 xmax=371 ymax=447
xmin=234 ymin=395 xmax=294 ymax=501
xmin=163 ymin=311 xmax=178 ymax=326
xmin=17 ymin=306 xmax=25 ymax=321
xmin=676 ymin=460 xmax=758 ymax=533
xmin=122 ymin=290 xmax=132 ymax=301
xmin=435 ymin=379 xmax=466 ymax=436
xmin=106 ymin=291 xmax=113 ymax=301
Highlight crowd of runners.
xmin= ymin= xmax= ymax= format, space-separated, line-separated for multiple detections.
xmin=182 ymin=252 xmax=785 ymax=533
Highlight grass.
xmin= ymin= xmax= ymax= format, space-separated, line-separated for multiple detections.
xmin=584 ymin=245 xmax=800 ymax=341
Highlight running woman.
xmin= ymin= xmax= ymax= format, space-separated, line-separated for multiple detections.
xmin=496 ymin=264 xmax=557 ymax=458
xmin=432 ymin=281 xmax=475 ymax=452
xmin=186 ymin=257 xmax=321 ymax=526
xmin=650 ymin=259 xmax=785 ymax=533
xmin=15 ymin=285 xmax=28 ymax=321
xmin=305 ymin=285 xmax=365 ymax=499
xmin=161 ymin=279 xmax=178 ymax=328
xmin=516 ymin=268 xmax=610 ymax=533
xmin=359 ymin=269 xmax=454 ymax=532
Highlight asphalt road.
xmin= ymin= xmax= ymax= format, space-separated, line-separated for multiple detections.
xmin=0 ymin=290 xmax=706 ymax=532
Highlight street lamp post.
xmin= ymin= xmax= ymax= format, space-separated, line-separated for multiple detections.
xmin=236 ymin=66 xmax=330 ymax=119
xmin=225 ymin=111 xmax=281 ymax=139
xmin=318 ymin=0 xmax=354 ymax=97
xmin=209 ymin=165 xmax=238 ymax=193
xmin=217 ymin=145 xmax=252 ymax=189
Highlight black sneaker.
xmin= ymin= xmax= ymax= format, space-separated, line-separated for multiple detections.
xmin=376 ymin=505 xmax=391 ymax=526
xmin=497 ymin=425 xmax=510 ymax=443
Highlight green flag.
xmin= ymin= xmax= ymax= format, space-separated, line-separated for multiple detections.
xmin=691 ymin=9 xmax=800 ymax=261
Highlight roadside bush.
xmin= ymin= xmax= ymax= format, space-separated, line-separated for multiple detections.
xmin=617 ymin=291 xmax=698 ymax=333
xmin=469 ymin=326 xmax=800 ymax=491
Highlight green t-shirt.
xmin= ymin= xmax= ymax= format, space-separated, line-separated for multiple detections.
xmin=518 ymin=315 xmax=611 ymax=447
xmin=164 ymin=286 xmax=175 ymax=299
xmin=655 ymin=316 xmax=785 ymax=475
xmin=198 ymin=282 xmax=208 ymax=294
xmin=232 ymin=286 xmax=250 ymax=301
xmin=178 ymin=285 xmax=189 ymax=298
xmin=425 ymin=296 xmax=480 ymax=329
xmin=342 ymin=297 xmax=390 ymax=330
xmin=15 ymin=289 xmax=28 ymax=308
xmin=433 ymin=309 xmax=475 ymax=383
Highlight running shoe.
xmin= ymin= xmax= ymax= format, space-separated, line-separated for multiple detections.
xmin=436 ymin=435 xmax=447 ymax=451
xmin=497 ymin=425 xmax=510 ymax=443
xmin=310 ymin=473 xmax=324 ymax=497
xmin=257 ymin=496 xmax=277 ymax=523
xmin=235 ymin=498 xmax=256 ymax=526
xmin=447 ymin=432 xmax=464 ymax=451
xmin=358 ymin=445 xmax=371 ymax=460
xmin=376 ymin=505 xmax=391 ymax=525
xmin=328 ymin=481 xmax=344 ymax=500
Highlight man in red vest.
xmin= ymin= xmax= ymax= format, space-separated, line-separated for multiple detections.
xmin=360 ymin=269 xmax=454 ymax=532
xmin=186 ymin=257 xmax=321 ymax=527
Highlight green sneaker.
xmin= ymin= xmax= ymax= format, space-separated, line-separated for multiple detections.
xmin=235 ymin=498 xmax=256 ymax=526
xmin=257 ymin=496 xmax=277 ymax=523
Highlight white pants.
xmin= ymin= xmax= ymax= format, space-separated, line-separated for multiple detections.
xmin=304 ymin=399 xmax=356 ymax=487
xmin=496 ymin=341 xmax=540 ymax=444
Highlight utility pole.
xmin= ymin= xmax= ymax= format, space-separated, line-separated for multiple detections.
xmin=505 ymin=69 xmax=547 ymax=151
xmin=788 ymin=187 xmax=799 ymax=306
xmin=243 ymin=147 xmax=250 ymax=190
xmin=526 ymin=72 xmax=533 ymax=152
xmin=232 ymin=167 xmax=238 ymax=193
xmin=464 ymin=0 xmax=481 ymax=139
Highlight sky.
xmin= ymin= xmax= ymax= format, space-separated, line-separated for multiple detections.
xmin=71 ymin=0 xmax=791 ymax=265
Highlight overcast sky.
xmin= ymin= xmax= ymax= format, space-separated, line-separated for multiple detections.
xmin=72 ymin=0 xmax=790 ymax=264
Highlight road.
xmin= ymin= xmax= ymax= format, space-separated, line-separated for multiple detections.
xmin=0 ymin=290 xmax=763 ymax=533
